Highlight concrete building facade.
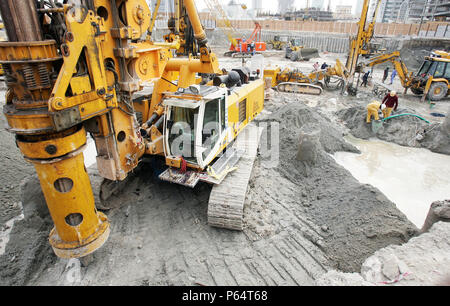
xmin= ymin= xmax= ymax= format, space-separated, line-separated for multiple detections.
xmin=379 ymin=0 xmax=450 ymax=23
xmin=334 ymin=5 xmax=354 ymax=20
xmin=407 ymin=0 xmax=450 ymax=22
xmin=376 ymin=0 xmax=408 ymax=23
xmin=149 ymin=0 xmax=173 ymax=14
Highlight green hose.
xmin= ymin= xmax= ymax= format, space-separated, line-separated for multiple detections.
xmin=382 ymin=113 xmax=430 ymax=124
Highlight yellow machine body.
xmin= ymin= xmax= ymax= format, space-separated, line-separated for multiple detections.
xmin=162 ymin=79 xmax=264 ymax=170
xmin=263 ymin=59 xmax=346 ymax=89
xmin=364 ymin=50 xmax=450 ymax=101
xmin=0 ymin=0 xmax=264 ymax=259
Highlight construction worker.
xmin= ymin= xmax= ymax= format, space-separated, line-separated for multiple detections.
xmin=313 ymin=62 xmax=320 ymax=71
xmin=382 ymin=67 xmax=389 ymax=83
xmin=382 ymin=90 xmax=398 ymax=118
xmin=389 ymin=68 xmax=397 ymax=85
xmin=240 ymin=38 xmax=246 ymax=53
xmin=361 ymin=71 xmax=370 ymax=87
xmin=321 ymin=62 xmax=328 ymax=70
xmin=366 ymin=100 xmax=382 ymax=123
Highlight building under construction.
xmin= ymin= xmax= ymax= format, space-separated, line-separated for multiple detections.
xmin=284 ymin=7 xmax=334 ymax=21
xmin=377 ymin=0 xmax=450 ymax=23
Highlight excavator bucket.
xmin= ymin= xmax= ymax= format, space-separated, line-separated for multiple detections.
xmin=291 ymin=48 xmax=319 ymax=61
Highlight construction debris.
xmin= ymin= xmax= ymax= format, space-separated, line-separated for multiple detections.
xmin=317 ymin=222 xmax=450 ymax=286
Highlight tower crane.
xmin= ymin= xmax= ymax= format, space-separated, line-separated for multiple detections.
xmin=203 ymin=0 xmax=240 ymax=49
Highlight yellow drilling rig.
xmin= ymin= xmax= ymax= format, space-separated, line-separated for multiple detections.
xmin=0 ymin=0 xmax=264 ymax=260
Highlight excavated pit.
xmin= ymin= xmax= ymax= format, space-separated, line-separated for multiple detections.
xmin=0 ymin=89 xmax=419 ymax=285
xmin=0 ymin=48 xmax=449 ymax=285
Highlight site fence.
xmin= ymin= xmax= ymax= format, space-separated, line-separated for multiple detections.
xmin=154 ymin=17 xmax=450 ymax=38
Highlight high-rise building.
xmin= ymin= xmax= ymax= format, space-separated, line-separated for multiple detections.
xmin=278 ymin=0 xmax=295 ymax=14
xmin=252 ymin=0 xmax=263 ymax=14
xmin=377 ymin=0 xmax=450 ymax=22
xmin=252 ymin=0 xmax=263 ymax=15
xmin=429 ymin=0 xmax=450 ymax=21
xmin=376 ymin=0 xmax=408 ymax=23
xmin=409 ymin=0 xmax=450 ymax=21
xmin=284 ymin=7 xmax=334 ymax=21
xmin=310 ymin=0 xmax=325 ymax=10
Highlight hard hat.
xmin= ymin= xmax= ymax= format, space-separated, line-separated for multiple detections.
xmin=381 ymin=104 xmax=386 ymax=110
xmin=390 ymin=91 xmax=396 ymax=96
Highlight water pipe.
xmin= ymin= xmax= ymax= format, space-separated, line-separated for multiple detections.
xmin=382 ymin=113 xmax=430 ymax=124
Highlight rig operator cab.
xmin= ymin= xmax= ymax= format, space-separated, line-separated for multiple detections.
xmin=411 ymin=51 xmax=450 ymax=101
xmin=159 ymin=67 xmax=264 ymax=187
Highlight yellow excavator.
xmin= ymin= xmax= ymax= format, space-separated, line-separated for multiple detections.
xmin=344 ymin=0 xmax=448 ymax=101
xmin=0 ymin=0 xmax=264 ymax=260
xmin=267 ymin=35 xmax=289 ymax=51
xmin=363 ymin=50 xmax=450 ymax=101
xmin=412 ymin=50 xmax=450 ymax=101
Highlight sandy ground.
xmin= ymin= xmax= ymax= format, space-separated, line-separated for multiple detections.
xmin=0 ymin=48 xmax=448 ymax=286
xmin=317 ymin=221 xmax=450 ymax=286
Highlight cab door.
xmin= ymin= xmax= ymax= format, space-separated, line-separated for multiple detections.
xmin=196 ymin=96 xmax=228 ymax=168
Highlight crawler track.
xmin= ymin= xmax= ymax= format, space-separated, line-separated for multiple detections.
xmin=207 ymin=125 xmax=262 ymax=230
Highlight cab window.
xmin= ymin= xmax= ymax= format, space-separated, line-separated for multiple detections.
xmin=202 ymin=98 xmax=221 ymax=160
xmin=168 ymin=106 xmax=198 ymax=163
xmin=444 ymin=63 xmax=450 ymax=79
xmin=434 ymin=62 xmax=446 ymax=78
xmin=418 ymin=60 xmax=432 ymax=76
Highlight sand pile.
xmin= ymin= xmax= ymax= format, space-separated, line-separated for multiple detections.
xmin=251 ymin=100 xmax=418 ymax=272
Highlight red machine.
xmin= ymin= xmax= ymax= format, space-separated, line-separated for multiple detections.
xmin=226 ymin=23 xmax=266 ymax=57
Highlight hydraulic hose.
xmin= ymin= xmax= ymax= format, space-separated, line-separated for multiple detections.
xmin=382 ymin=113 xmax=430 ymax=124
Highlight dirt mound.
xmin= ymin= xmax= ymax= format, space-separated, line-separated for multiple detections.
xmin=316 ymin=221 xmax=450 ymax=286
xmin=399 ymin=39 xmax=450 ymax=70
xmin=252 ymin=101 xmax=417 ymax=272
xmin=336 ymin=105 xmax=450 ymax=155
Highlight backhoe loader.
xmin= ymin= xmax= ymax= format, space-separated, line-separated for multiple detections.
xmin=363 ymin=50 xmax=450 ymax=101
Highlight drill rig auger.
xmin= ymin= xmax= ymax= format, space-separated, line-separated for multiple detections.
xmin=0 ymin=0 xmax=265 ymax=259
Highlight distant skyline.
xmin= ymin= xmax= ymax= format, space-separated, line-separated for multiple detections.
xmin=196 ymin=0 xmax=361 ymax=14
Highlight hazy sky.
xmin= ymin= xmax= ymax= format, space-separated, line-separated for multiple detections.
xmin=196 ymin=0 xmax=359 ymax=13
